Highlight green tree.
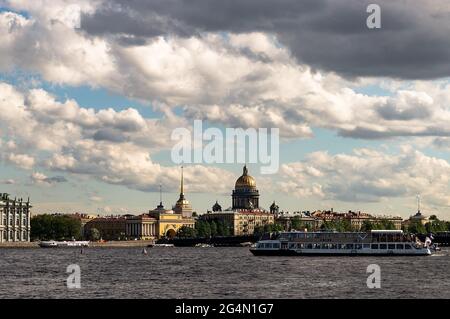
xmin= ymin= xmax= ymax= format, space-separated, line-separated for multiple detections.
xmin=31 ymin=214 xmax=81 ymax=241
xmin=426 ymin=220 xmax=447 ymax=233
xmin=209 ymin=221 xmax=218 ymax=237
xmin=408 ymin=221 xmax=426 ymax=234
xmin=216 ymin=220 xmax=231 ymax=236
xmin=88 ymin=228 xmax=101 ymax=241
xmin=376 ymin=219 xmax=396 ymax=230
xmin=361 ymin=220 xmax=374 ymax=232
xmin=291 ymin=216 xmax=305 ymax=231
xmin=177 ymin=226 xmax=197 ymax=238
xmin=196 ymin=220 xmax=212 ymax=238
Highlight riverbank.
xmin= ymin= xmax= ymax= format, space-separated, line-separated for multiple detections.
xmin=0 ymin=240 xmax=154 ymax=248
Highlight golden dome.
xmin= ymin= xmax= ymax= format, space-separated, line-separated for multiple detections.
xmin=235 ymin=165 xmax=256 ymax=189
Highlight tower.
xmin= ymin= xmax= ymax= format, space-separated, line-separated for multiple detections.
xmin=232 ymin=165 xmax=259 ymax=210
xmin=173 ymin=166 xmax=193 ymax=218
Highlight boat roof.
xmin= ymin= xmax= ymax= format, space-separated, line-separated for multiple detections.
xmin=370 ymin=230 xmax=403 ymax=234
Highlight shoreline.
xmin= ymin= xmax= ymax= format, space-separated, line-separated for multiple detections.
xmin=0 ymin=240 xmax=155 ymax=248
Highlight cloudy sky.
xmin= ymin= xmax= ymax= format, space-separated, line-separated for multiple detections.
xmin=1 ymin=0 xmax=450 ymax=218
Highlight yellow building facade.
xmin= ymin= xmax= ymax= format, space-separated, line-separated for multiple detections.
xmin=152 ymin=210 xmax=195 ymax=238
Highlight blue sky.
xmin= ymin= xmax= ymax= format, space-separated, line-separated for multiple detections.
xmin=1 ymin=1 xmax=450 ymax=219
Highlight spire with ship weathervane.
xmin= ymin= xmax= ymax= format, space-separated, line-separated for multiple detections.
xmin=179 ymin=165 xmax=185 ymax=200
xmin=174 ymin=166 xmax=193 ymax=217
xmin=416 ymin=194 xmax=421 ymax=214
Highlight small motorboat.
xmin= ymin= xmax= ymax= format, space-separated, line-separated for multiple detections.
xmin=39 ymin=240 xmax=90 ymax=248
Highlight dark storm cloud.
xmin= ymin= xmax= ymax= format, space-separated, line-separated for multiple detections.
xmin=80 ymin=0 xmax=450 ymax=79
xmin=92 ymin=128 xmax=128 ymax=143
xmin=44 ymin=176 xmax=67 ymax=183
xmin=377 ymin=103 xmax=432 ymax=121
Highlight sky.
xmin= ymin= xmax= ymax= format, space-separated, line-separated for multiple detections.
xmin=1 ymin=0 xmax=450 ymax=219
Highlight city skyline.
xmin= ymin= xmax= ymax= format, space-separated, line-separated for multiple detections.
xmin=1 ymin=1 xmax=450 ymax=219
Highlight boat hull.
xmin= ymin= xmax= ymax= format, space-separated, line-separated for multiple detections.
xmin=250 ymin=249 xmax=431 ymax=256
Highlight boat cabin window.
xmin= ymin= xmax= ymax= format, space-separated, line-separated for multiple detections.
xmin=388 ymin=244 xmax=395 ymax=250
xmin=363 ymin=244 xmax=370 ymax=249
xmin=405 ymin=244 xmax=412 ymax=249
xmin=345 ymin=244 xmax=353 ymax=249
xmin=273 ymin=243 xmax=280 ymax=249
xmin=306 ymin=243 xmax=313 ymax=249
xmin=355 ymin=244 xmax=362 ymax=250
xmin=380 ymin=244 xmax=387 ymax=249
xmin=289 ymin=243 xmax=295 ymax=249
xmin=396 ymin=244 xmax=404 ymax=250
xmin=371 ymin=244 xmax=379 ymax=249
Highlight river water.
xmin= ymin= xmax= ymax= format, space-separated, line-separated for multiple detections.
xmin=0 ymin=247 xmax=448 ymax=299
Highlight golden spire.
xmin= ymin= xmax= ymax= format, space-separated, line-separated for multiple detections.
xmin=180 ymin=166 xmax=184 ymax=198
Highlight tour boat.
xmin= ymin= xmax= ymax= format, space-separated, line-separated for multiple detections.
xmin=250 ymin=230 xmax=434 ymax=256
xmin=39 ymin=240 xmax=90 ymax=248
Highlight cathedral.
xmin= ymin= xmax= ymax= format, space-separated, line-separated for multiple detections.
xmin=232 ymin=165 xmax=259 ymax=210
xmin=203 ymin=165 xmax=274 ymax=236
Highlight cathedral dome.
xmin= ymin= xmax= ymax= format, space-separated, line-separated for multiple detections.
xmin=212 ymin=200 xmax=222 ymax=212
xmin=235 ymin=165 xmax=256 ymax=189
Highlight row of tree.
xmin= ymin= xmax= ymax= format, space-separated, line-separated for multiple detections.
xmin=177 ymin=220 xmax=234 ymax=238
xmin=405 ymin=216 xmax=450 ymax=234
xmin=31 ymin=214 xmax=81 ymax=241
xmin=254 ymin=223 xmax=284 ymax=237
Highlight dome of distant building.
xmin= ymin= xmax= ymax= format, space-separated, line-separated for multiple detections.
xmin=235 ymin=165 xmax=256 ymax=190
xmin=232 ymin=165 xmax=259 ymax=210
xmin=212 ymin=201 xmax=222 ymax=212
xmin=270 ymin=201 xmax=279 ymax=214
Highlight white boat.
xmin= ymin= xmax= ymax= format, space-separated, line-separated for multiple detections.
xmin=195 ymin=243 xmax=213 ymax=247
xmin=250 ymin=230 xmax=432 ymax=256
xmin=148 ymin=243 xmax=174 ymax=247
xmin=240 ymin=242 xmax=254 ymax=247
xmin=39 ymin=240 xmax=90 ymax=248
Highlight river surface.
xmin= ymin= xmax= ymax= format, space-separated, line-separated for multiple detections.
xmin=0 ymin=247 xmax=448 ymax=299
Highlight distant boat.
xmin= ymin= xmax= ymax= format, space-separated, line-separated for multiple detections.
xmin=239 ymin=242 xmax=253 ymax=247
xmin=195 ymin=243 xmax=213 ymax=247
xmin=148 ymin=243 xmax=174 ymax=247
xmin=39 ymin=240 xmax=90 ymax=248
